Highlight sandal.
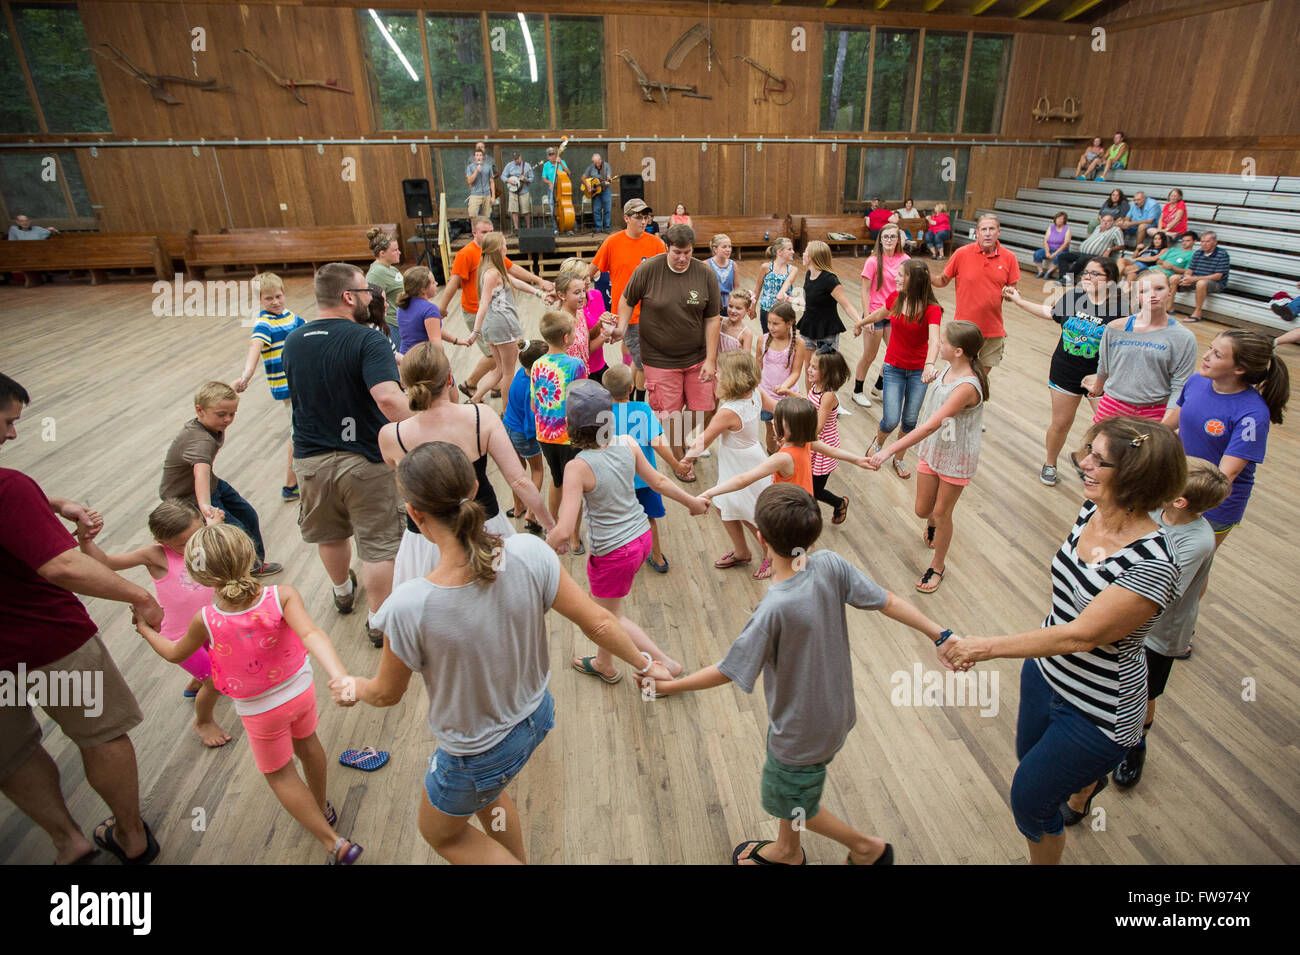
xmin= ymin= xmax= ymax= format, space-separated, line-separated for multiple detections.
xmin=93 ymin=818 xmax=160 ymax=866
xmin=915 ymin=567 xmax=944 ymax=594
xmin=924 ymin=524 xmax=936 ymax=548
xmin=524 ymin=520 xmax=544 ymax=535
xmin=714 ymin=551 xmax=752 ymax=569
xmin=457 ymin=382 xmax=474 ymax=399
xmin=731 ymin=839 xmax=806 ymax=866
xmin=339 ymin=747 xmax=390 ymax=772
xmin=324 ymin=801 xmax=338 ymax=826
xmin=573 ymin=655 xmax=622 ymax=684
xmin=753 ymin=557 xmax=773 ymax=579
xmin=571 ymin=540 xmax=586 ymax=556
xmin=832 ymin=496 xmax=849 ymax=525
xmin=679 ymin=465 xmax=697 ymax=484
xmin=646 ymin=553 xmax=670 ymax=573
xmin=328 ymin=837 xmax=363 ymax=865
xmin=847 ymin=843 xmax=894 ymax=865
xmin=893 ymin=458 xmax=912 ymax=480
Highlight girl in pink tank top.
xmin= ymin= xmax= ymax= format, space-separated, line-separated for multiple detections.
xmin=134 ymin=524 xmax=363 ymax=864
xmin=76 ymin=499 xmax=228 ymax=748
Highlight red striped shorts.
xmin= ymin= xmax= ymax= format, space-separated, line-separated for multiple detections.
xmin=1094 ymin=394 xmax=1166 ymax=423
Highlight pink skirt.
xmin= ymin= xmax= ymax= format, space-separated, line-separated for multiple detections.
xmin=1094 ymin=394 xmax=1166 ymax=423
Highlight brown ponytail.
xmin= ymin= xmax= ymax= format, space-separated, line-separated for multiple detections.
xmin=397 ymin=265 xmax=432 ymax=311
xmin=945 ymin=320 xmax=990 ymax=403
xmin=367 ymin=228 xmax=394 ymax=259
xmin=400 ymin=342 xmax=451 ymax=411
xmin=397 ymin=442 xmax=503 ymax=584
xmin=185 ymin=524 xmax=261 ymax=606
xmin=1219 ymin=330 xmax=1289 ymax=424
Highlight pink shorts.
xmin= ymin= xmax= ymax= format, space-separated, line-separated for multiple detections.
xmin=1094 ymin=394 xmax=1166 ymax=423
xmin=177 ymin=644 xmax=212 ymax=682
xmin=644 ymin=362 xmax=717 ymax=415
xmin=587 ymin=529 xmax=654 ymax=599
xmin=917 ymin=458 xmax=970 ymax=486
xmin=239 ymin=685 xmax=320 ymax=773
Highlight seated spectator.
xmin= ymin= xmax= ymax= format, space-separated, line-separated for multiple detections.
xmin=1154 ymin=189 xmax=1188 ymax=241
xmin=1083 ymin=130 xmax=1129 ymax=181
xmin=1270 ymin=281 xmax=1300 ymax=323
xmin=1056 ymin=213 xmax=1124 ymax=283
xmin=1093 ymin=188 xmax=1128 ymax=233
xmin=1151 ymin=231 xmax=1197 ymax=282
xmin=1033 ymin=212 xmax=1072 ymax=278
xmin=7 ymin=214 xmax=58 ymax=241
xmin=670 ymin=204 xmax=692 ymax=227
xmin=1074 ymin=137 xmax=1105 ymax=179
xmin=1129 ymin=229 xmax=1169 ymax=276
xmin=1176 ymin=231 xmax=1231 ymax=322
xmin=864 ymin=198 xmax=893 ymax=241
xmin=1115 ymin=190 xmax=1161 ymax=245
xmin=923 ymin=203 xmax=952 ymax=260
xmin=892 ymin=198 xmax=922 ymax=251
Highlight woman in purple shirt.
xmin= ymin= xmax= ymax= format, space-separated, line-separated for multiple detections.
xmin=1033 ymin=212 xmax=1072 ymax=279
xmin=396 ymin=267 xmax=466 ymax=355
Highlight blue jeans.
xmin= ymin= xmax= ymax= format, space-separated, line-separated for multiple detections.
xmin=592 ymin=190 xmax=612 ymax=231
xmin=924 ymin=229 xmax=952 ymax=248
xmin=879 ymin=363 xmax=928 ymax=436
xmin=1033 ymin=248 xmax=1063 ymax=265
xmin=424 ymin=690 xmax=555 ymax=817
xmin=210 ymin=479 xmax=266 ymax=562
xmin=1284 ymin=295 xmax=1300 ymax=317
xmin=1012 ymin=660 xmax=1129 ymax=841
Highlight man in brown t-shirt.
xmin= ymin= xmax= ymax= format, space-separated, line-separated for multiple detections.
xmin=615 ymin=224 xmax=721 ymax=463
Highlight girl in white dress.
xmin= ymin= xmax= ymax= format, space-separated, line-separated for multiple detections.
xmin=683 ymin=351 xmax=778 ymax=579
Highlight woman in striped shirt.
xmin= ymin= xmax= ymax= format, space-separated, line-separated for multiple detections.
xmin=943 ymin=418 xmax=1185 ymax=865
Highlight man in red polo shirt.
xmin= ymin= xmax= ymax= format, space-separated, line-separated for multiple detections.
xmin=0 ymin=374 xmax=165 ymax=864
xmin=933 ymin=213 xmax=1020 ymax=374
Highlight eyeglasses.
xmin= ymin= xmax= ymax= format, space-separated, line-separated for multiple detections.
xmin=345 ymin=287 xmax=372 ymax=296
xmin=1081 ymin=270 xmax=1107 ymax=278
xmin=1080 ymin=443 xmax=1115 ymax=468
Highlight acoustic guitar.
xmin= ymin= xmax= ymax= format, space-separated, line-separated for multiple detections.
xmin=553 ymin=137 xmax=576 ymax=233
xmin=581 ymin=170 xmax=611 ymax=198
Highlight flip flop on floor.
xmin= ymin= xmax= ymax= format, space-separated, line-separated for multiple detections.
xmin=93 ymin=818 xmax=160 ymax=866
xmin=916 ymin=567 xmax=944 ymax=594
xmin=339 ymin=747 xmax=390 ymax=772
xmin=893 ymin=458 xmax=912 ymax=480
xmin=324 ymin=801 xmax=338 ymax=826
xmin=714 ymin=551 xmax=752 ymax=569
xmin=846 ymin=843 xmax=894 ymax=865
xmin=731 ymin=839 xmax=806 ymax=865
xmin=573 ymin=655 xmax=622 ymax=684
xmin=753 ymin=557 xmax=773 ymax=579
xmin=646 ymin=553 xmax=670 ymax=573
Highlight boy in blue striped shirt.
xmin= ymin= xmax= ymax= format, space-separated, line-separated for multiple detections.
xmin=233 ymin=273 xmax=305 ymax=500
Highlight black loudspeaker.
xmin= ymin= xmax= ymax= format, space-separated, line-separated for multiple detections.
xmin=518 ymin=228 xmax=556 ymax=254
xmin=618 ymin=174 xmax=645 ymax=204
xmin=402 ymin=178 xmax=433 ymax=218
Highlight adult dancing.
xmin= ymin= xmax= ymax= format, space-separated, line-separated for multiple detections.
xmin=330 ymin=441 xmax=669 ymax=864
xmin=1003 ymin=256 xmax=1128 ymax=486
xmin=943 ymin=418 xmax=1186 ymax=865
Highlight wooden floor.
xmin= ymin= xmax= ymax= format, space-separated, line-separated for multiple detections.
xmin=1 ymin=261 xmax=1297 ymax=865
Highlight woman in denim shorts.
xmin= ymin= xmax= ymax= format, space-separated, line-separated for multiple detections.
xmin=336 ymin=441 xmax=671 ymax=864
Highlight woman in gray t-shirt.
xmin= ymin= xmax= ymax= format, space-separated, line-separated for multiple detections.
xmin=332 ymin=441 xmax=666 ymax=865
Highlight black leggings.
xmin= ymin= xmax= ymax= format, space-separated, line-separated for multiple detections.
xmin=812 ymin=473 xmax=844 ymax=510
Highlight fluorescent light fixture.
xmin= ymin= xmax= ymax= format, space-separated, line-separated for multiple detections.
xmin=369 ymin=9 xmax=419 ymax=82
xmin=518 ymin=12 xmax=538 ymax=83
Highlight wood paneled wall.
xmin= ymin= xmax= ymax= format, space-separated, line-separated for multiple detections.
xmin=2 ymin=0 xmax=1294 ymax=235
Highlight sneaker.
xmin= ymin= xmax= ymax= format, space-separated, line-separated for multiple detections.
xmin=851 ymin=392 xmax=873 ymax=408
xmin=870 ymin=382 xmax=883 ymax=399
xmin=1096 ymin=176 xmax=1106 ymax=182
xmin=251 ymin=560 xmax=282 ymax=577
xmin=333 ymin=569 xmax=358 ymax=615
xmin=281 ymin=485 xmax=300 ymax=501
xmin=366 ymin=625 xmax=384 ymax=649
xmin=1040 ymin=464 xmax=1058 ymax=487
xmin=1272 ymin=302 xmax=1297 ymax=321
xmin=838 ymin=403 xmax=853 ymax=416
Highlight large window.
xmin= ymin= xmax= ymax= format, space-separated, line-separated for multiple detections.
xmin=0 ymin=151 xmax=93 ymax=224
xmin=821 ymin=26 xmax=1009 ymax=134
xmin=911 ymin=148 xmax=969 ymax=206
xmin=0 ymin=22 xmax=38 ymax=133
xmin=916 ymin=32 xmax=966 ymax=134
xmin=869 ymin=28 xmax=918 ymax=132
xmin=844 ymin=147 xmax=908 ymax=204
xmin=12 ymin=3 xmax=110 ymax=132
xmin=426 ymin=13 xmax=489 ymax=130
xmin=843 ymin=146 xmax=967 ymax=209
xmin=963 ymin=35 xmax=1012 ymax=134
xmin=361 ymin=9 xmax=430 ymax=130
xmin=821 ymin=27 xmax=870 ymax=132
xmin=488 ymin=13 xmax=550 ymax=130
xmin=551 ymin=16 xmax=604 ymax=129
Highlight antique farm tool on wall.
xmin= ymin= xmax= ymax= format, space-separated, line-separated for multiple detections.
xmin=733 ymin=55 xmax=793 ymax=106
xmin=1032 ymin=94 xmax=1082 ymax=122
xmin=663 ymin=23 xmax=729 ymax=85
xmin=234 ymin=48 xmax=354 ymax=106
xmin=617 ymin=49 xmax=712 ymax=103
xmin=89 ymin=43 xmax=227 ymax=105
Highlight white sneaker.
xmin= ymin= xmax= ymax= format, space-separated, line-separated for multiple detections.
xmin=851 ymin=392 xmax=873 ymax=408
xmin=838 ymin=403 xmax=853 ymax=416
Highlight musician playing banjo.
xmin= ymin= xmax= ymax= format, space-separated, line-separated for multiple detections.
xmin=501 ymin=150 xmax=533 ymax=233
xmin=583 ymin=153 xmax=614 ymax=235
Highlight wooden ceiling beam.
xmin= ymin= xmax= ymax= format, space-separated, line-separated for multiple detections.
xmin=1058 ymin=0 xmax=1106 ymax=21
xmin=970 ymin=0 xmax=1000 ymax=14
xmin=1015 ymin=0 xmax=1051 ymax=16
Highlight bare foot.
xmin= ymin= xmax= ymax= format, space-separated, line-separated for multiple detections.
xmin=195 ymin=720 xmax=232 ymax=748
xmin=184 ymin=677 xmax=202 ymax=694
xmin=662 ymin=658 xmax=685 ymax=678
xmin=846 ymin=837 xmax=890 ymax=865
xmin=53 ymin=831 xmax=98 ymax=865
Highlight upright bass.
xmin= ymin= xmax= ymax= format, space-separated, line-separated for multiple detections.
xmin=553 ymin=137 xmax=576 ymax=234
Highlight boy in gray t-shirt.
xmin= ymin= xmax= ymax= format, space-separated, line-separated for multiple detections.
xmin=1112 ymin=459 xmax=1230 ymax=790
xmin=649 ymin=484 xmax=953 ymax=866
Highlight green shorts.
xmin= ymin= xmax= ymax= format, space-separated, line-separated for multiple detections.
xmin=760 ymin=746 xmax=829 ymax=822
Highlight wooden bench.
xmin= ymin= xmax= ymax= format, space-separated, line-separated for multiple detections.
xmin=651 ymin=216 xmax=791 ymax=258
xmin=185 ymin=225 xmax=404 ymax=279
xmin=0 ymin=233 xmax=170 ymax=286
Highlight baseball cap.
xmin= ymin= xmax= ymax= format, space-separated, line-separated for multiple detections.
xmin=624 ymin=198 xmax=652 ymax=216
xmin=566 ymin=378 xmax=613 ymax=433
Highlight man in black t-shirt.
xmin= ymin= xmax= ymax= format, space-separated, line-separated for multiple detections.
xmin=283 ymin=263 xmax=410 ymax=646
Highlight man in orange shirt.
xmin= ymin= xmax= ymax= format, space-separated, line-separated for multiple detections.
xmin=932 ymin=213 xmax=1020 ymax=375
xmin=588 ymin=199 xmax=667 ymax=400
xmin=436 ymin=217 xmax=552 ymax=396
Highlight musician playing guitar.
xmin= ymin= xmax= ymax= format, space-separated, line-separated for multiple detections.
xmin=501 ymin=149 xmax=533 ymax=233
xmin=541 ymin=146 xmax=571 ymax=235
xmin=582 ymin=153 xmax=615 ymax=234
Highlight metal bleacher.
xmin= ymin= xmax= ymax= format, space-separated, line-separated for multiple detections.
xmin=954 ymin=168 xmax=1300 ymax=333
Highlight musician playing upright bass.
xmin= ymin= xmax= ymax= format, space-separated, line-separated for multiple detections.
xmin=583 ymin=153 xmax=614 ymax=235
xmin=542 ymin=147 xmax=570 ymax=235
